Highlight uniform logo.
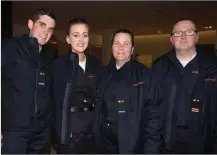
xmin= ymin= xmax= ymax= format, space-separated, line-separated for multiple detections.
xmin=133 ymin=81 xmax=144 ymax=87
xmin=191 ymin=107 xmax=200 ymax=112
xmin=88 ymin=74 xmax=96 ymax=78
xmin=192 ymin=70 xmax=199 ymax=74
xmin=205 ymin=78 xmax=216 ymax=82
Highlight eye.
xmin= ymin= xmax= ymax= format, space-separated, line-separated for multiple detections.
xmin=173 ymin=31 xmax=182 ymax=37
xmin=49 ymin=28 xmax=54 ymax=32
xmin=175 ymin=31 xmax=182 ymax=35
xmin=73 ymin=34 xmax=79 ymax=38
xmin=39 ymin=23 xmax=46 ymax=27
xmin=84 ymin=34 xmax=89 ymax=38
xmin=186 ymin=30 xmax=194 ymax=35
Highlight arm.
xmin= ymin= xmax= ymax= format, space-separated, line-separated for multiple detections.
xmin=1 ymin=39 xmax=12 ymax=77
xmin=214 ymin=82 xmax=217 ymax=153
xmin=143 ymin=70 xmax=165 ymax=153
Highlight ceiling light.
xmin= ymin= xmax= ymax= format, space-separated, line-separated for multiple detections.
xmin=203 ymin=26 xmax=212 ymax=29
xmin=157 ymin=30 xmax=163 ymax=34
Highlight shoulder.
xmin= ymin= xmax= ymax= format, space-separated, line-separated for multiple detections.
xmin=153 ymin=52 xmax=171 ymax=67
xmin=53 ymin=53 xmax=70 ymax=61
xmin=86 ymin=54 xmax=101 ymax=66
xmin=2 ymin=36 xmax=21 ymax=48
xmin=133 ymin=61 xmax=150 ymax=73
xmin=52 ymin=53 xmax=70 ymax=67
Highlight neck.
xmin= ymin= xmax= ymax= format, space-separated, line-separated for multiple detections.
xmin=116 ymin=58 xmax=130 ymax=69
xmin=39 ymin=45 xmax=42 ymax=53
xmin=78 ymin=52 xmax=86 ymax=62
xmin=71 ymin=50 xmax=86 ymax=62
xmin=176 ymin=48 xmax=196 ymax=61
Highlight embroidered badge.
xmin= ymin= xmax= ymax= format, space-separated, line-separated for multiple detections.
xmin=88 ymin=74 xmax=96 ymax=78
xmin=133 ymin=81 xmax=144 ymax=87
xmin=191 ymin=108 xmax=200 ymax=112
xmin=205 ymin=78 xmax=216 ymax=82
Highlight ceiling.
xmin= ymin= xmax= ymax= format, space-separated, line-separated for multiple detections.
xmin=12 ymin=1 xmax=217 ymax=35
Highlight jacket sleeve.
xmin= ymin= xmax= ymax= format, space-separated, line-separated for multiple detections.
xmin=215 ymin=88 xmax=217 ymax=153
xmin=143 ymin=70 xmax=165 ymax=153
xmin=1 ymin=39 xmax=13 ymax=77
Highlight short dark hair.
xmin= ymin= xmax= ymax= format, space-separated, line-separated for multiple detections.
xmin=67 ymin=17 xmax=89 ymax=35
xmin=111 ymin=29 xmax=134 ymax=47
xmin=30 ymin=7 xmax=56 ymax=23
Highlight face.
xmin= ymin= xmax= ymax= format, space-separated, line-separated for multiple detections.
xmin=66 ymin=24 xmax=89 ymax=53
xmin=112 ymin=33 xmax=133 ymax=63
xmin=28 ymin=15 xmax=56 ymax=46
xmin=170 ymin=20 xmax=198 ymax=52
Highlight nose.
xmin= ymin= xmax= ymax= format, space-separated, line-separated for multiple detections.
xmin=43 ymin=27 xmax=49 ymax=36
xmin=119 ymin=44 xmax=125 ymax=50
xmin=181 ymin=32 xmax=187 ymax=39
xmin=79 ymin=36 xmax=83 ymax=42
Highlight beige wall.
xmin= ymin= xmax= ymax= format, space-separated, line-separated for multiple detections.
xmin=12 ymin=24 xmax=216 ymax=61
xmin=13 ymin=24 xmax=102 ymax=45
xmin=134 ymin=30 xmax=216 ymax=61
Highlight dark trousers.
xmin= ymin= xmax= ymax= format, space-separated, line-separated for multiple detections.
xmin=163 ymin=127 xmax=204 ymax=154
xmin=101 ymin=122 xmax=119 ymax=154
xmin=2 ymin=127 xmax=51 ymax=154
xmin=56 ymin=133 xmax=97 ymax=154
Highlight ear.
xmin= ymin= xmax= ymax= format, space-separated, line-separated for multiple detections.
xmin=170 ymin=36 xmax=174 ymax=45
xmin=66 ymin=35 xmax=71 ymax=44
xmin=195 ymin=33 xmax=199 ymax=43
xmin=28 ymin=19 xmax=34 ymax=30
xmin=131 ymin=47 xmax=134 ymax=54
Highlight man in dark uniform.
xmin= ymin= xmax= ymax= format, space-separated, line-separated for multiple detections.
xmin=152 ymin=19 xmax=217 ymax=153
xmin=51 ymin=18 xmax=101 ymax=153
xmin=1 ymin=8 xmax=56 ymax=153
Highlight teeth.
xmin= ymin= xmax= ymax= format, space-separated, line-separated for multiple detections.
xmin=40 ymin=35 xmax=46 ymax=39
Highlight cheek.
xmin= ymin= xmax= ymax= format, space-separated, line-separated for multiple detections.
xmin=69 ymin=37 xmax=77 ymax=44
xmin=84 ymin=38 xmax=89 ymax=44
xmin=171 ymin=38 xmax=179 ymax=45
xmin=71 ymin=42 xmax=77 ymax=48
xmin=112 ymin=50 xmax=117 ymax=57
xmin=125 ymin=50 xmax=131 ymax=56
xmin=30 ymin=27 xmax=38 ymax=36
xmin=46 ymin=33 xmax=53 ymax=40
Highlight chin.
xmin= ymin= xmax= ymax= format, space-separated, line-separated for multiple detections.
xmin=76 ymin=50 xmax=85 ymax=53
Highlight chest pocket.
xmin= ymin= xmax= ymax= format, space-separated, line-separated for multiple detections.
xmin=204 ymin=77 xmax=217 ymax=95
xmin=86 ymin=72 xmax=97 ymax=88
xmin=6 ymin=60 xmax=34 ymax=88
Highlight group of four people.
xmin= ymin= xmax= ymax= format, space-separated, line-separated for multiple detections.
xmin=2 ymin=7 xmax=217 ymax=154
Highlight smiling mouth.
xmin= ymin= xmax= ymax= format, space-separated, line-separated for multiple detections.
xmin=77 ymin=44 xmax=84 ymax=47
xmin=40 ymin=36 xmax=46 ymax=39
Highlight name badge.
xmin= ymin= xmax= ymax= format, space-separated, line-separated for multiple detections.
xmin=38 ymin=71 xmax=46 ymax=88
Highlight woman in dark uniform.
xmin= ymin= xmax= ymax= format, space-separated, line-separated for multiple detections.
xmin=93 ymin=29 xmax=163 ymax=154
xmin=51 ymin=18 xmax=101 ymax=153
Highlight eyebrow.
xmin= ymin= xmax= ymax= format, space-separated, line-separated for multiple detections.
xmin=37 ymin=21 xmax=55 ymax=30
xmin=71 ymin=32 xmax=88 ymax=35
xmin=173 ymin=29 xmax=196 ymax=32
xmin=37 ymin=21 xmax=46 ymax=25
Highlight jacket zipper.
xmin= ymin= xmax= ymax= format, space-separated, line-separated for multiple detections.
xmin=35 ymin=62 xmax=40 ymax=115
xmin=97 ymin=73 xmax=113 ymax=152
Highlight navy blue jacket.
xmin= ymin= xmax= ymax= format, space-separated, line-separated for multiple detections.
xmin=2 ymin=35 xmax=55 ymax=131
xmin=152 ymin=49 xmax=217 ymax=153
xmin=93 ymin=59 xmax=164 ymax=153
xmin=51 ymin=52 xmax=101 ymax=145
